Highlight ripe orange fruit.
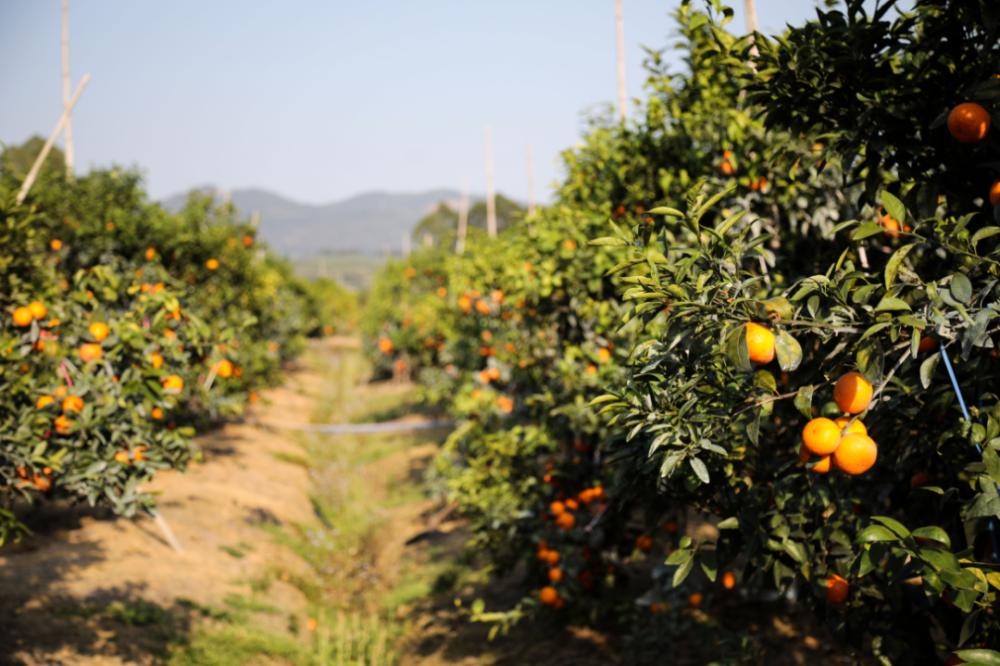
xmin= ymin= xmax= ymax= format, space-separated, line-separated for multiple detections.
xmin=215 ymin=359 xmax=234 ymax=378
xmin=834 ymin=416 xmax=867 ymax=436
xmin=744 ymin=323 xmax=775 ymax=365
xmin=880 ymin=213 xmax=900 ymax=239
xmin=548 ymin=568 xmax=564 ymax=583
xmin=799 ymin=443 xmax=832 ymax=473
xmin=114 ymin=450 xmax=130 ymax=464
xmin=636 ymin=535 xmax=653 ymax=553
xmin=550 ymin=501 xmax=566 ymax=515
xmin=826 ymin=574 xmax=849 ymax=603
xmin=946 ymin=656 xmax=967 ymax=666
xmin=50 ymin=239 xmax=63 ymax=251
xmin=54 ymin=386 xmax=67 ymax=397
xmin=555 ymin=512 xmax=576 ymax=530
xmin=688 ymin=592 xmax=703 ymax=608
xmin=89 ymin=322 xmax=110 ymax=342
xmin=802 ymin=417 xmax=842 ymax=455
xmin=206 ymin=258 xmax=219 ymax=270
xmin=243 ymin=235 xmax=253 ymax=247
xmin=78 ymin=344 xmax=103 ymax=362
xmin=28 ymin=302 xmax=47 ymax=320
xmin=720 ymin=161 xmax=734 ymax=175
xmin=249 ymin=392 xmax=259 ymax=403
xmin=544 ymin=550 xmax=560 ymax=566
xmin=37 ymin=395 xmax=55 ymax=409
xmin=306 ymin=617 xmax=318 ymax=632
xmin=917 ymin=336 xmax=939 ymax=353
xmin=948 ymin=102 xmax=991 ymax=144
xmin=597 ymin=348 xmax=611 ymax=363
xmin=162 ymin=375 xmax=184 ymax=391
xmin=722 ymin=572 xmax=736 ymax=589
xmin=62 ymin=395 xmax=84 ymax=413
xmin=54 ymin=415 xmax=72 ymax=434
xmin=13 ymin=307 xmax=33 ymax=327
xmin=833 ymin=372 xmax=873 ymax=414
xmin=378 ymin=337 xmax=393 ymax=354
xmin=497 ymin=396 xmax=514 ymax=413
xmin=663 ymin=520 xmax=678 ymax=535
xmin=991 ymin=181 xmax=1000 ymax=207
xmin=910 ymin=472 xmax=933 ymax=489
xmin=145 ymin=247 xmax=156 ymax=260
xmin=832 ymin=434 xmax=877 ymax=475
xmin=540 ymin=586 xmax=559 ymax=606
xmin=149 ymin=352 xmax=164 ymax=369
xmin=151 ymin=407 xmax=164 ymax=419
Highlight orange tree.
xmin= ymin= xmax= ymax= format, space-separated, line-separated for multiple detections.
xmin=585 ymin=0 xmax=1000 ymax=662
xmin=357 ymin=5 xmax=873 ymax=658
xmin=0 ymin=160 xmax=342 ymax=543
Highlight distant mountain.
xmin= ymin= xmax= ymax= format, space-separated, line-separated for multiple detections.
xmin=159 ymin=187 xmax=480 ymax=257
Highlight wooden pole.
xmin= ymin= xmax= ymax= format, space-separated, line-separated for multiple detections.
xmin=402 ymin=232 xmax=411 ymax=257
xmin=61 ymin=0 xmax=74 ymax=182
xmin=615 ymin=0 xmax=627 ymax=122
xmin=745 ymin=0 xmax=760 ymax=59
xmin=484 ymin=124 xmax=497 ymax=238
xmin=526 ymin=143 xmax=536 ymax=217
xmin=16 ymin=73 xmax=90 ymax=205
xmin=423 ymin=232 xmax=433 ymax=248
xmin=455 ymin=177 xmax=470 ymax=255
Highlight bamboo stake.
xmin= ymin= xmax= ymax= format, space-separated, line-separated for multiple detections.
xmin=745 ymin=0 xmax=760 ymax=60
xmin=526 ymin=143 xmax=536 ymax=217
xmin=16 ymin=73 xmax=90 ymax=205
xmin=423 ymin=232 xmax=432 ymax=248
xmin=61 ymin=0 xmax=74 ymax=182
xmin=484 ymin=124 xmax=497 ymax=238
xmin=455 ymin=177 xmax=470 ymax=254
xmin=615 ymin=0 xmax=627 ymax=122
xmin=402 ymin=232 xmax=410 ymax=257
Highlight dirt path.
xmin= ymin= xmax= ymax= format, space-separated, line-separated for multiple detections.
xmin=0 ymin=347 xmax=333 ymax=665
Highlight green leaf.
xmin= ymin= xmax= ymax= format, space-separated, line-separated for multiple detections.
xmin=972 ymin=226 xmax=1000 ymax=250
xmin=648 ymin=206 xmax=684 ymax=217
xmin=699 ymin=551 xmax=718 ymax=582
xmin=854 ymin=525 xmax=900 ymax=544
xmin=717 ymin=517 xmax=739 ymax=530
xmin=919 ymin=352 xmax=940 ymax=389
xmin=986 ymin=446 xmax=1000 ymax=484
xmin=759 ymin=297 xmax=793 ymax=319
xmin=665 ymin=548 xmax=692 ymax=566
xmin=874 ymin=297 xmax=911 ymax=312
xmin=588 ymin=237 xmax=629 ymax=247
xmin=871 ymin=516 xmax=911 ymax=539
xmin=689 ymin=457 xmax=710 ymax=484
xmin=853 ymin=223 xmax=886 ymax=240
xmin=747 ymin=408 xmax=761 ymax=446
xmin=918 ymin=546 xmax=963 ymax=574
xmin=912 ymin=526 xmax=951 ymax=548
xmin=857 ymin=339 xmax=885 ymax=387
xmin=952 ymin=273 xmax=973 ymax=303
xmin=956 ymin=649 xmax=1000 ymax=666
xmin=775 ymin=329 xmax=803 ymax=372
xmin=794 ymin=385 xmax=814 ymax=419
xmin=726 ymin=326 xmax=752 ymax=373
xmin=716 ymin=209 xmax=747 ymax=236
xmin=959 ymin=609 xmax=981 ymax=647
xmin=885 ymin=243 xmax=918 ymax=290
xmin=782 ymin=540 xmax=808 ymax=564
xmin=881 ymin=190 xmax=906 ymax=225
xmin=752 ymin=370 xmax=778 ymax=394
xmin=673 ymin=555 xmax=696 ymax=587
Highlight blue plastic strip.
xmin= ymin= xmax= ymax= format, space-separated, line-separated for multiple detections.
xmin=940 ymin=349 xmax=1000 ymax=561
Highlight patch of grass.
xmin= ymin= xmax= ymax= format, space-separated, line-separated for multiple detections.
xmin=223 ymin=593 xmax=283 ymax=616
xmin=166 ymin=623 xmax=310 ymax=666
xmin=272 ymin=451 xmax=310 ymax=468
xmin=52 ymin=599 xmax=173 ymax=627
xmin=218 ymin=544 xmax=251 ymax=559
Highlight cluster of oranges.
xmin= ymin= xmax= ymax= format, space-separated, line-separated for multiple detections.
xmin=741 ymin=324 xmax=879 ymax=475
xmin=799 ymin=371 xmax=878 ymax=475
xmin=12 ymin=301 xmax=48 ymax=328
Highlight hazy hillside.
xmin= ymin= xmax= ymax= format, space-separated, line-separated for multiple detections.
xmin=160 ymin=187 xmax=479 ymax=257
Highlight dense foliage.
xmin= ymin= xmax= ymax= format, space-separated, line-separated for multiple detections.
xmin=0 ymin=150 xmax=350 ymax=543
xmin=363 ymin=0 xmax=1000 ymax=663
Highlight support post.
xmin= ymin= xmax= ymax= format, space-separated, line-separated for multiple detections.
xmin=526 ymin=143 xmax=536 ymax=217
xmin=456 ymin=177 xmax=470 ymax=254
xmin=484 ymin=125 xmax=497 ymax=238
xmin=615 ymin=0 xmax=627 ymax=122
xmin=62 ymin=0 xmax=74 ymax=182
xmin=16 ymin=74 xmax=90 ymax=205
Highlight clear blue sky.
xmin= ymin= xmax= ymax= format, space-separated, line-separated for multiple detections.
xmin=0 ymin=1 xmax=894 ymax=205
